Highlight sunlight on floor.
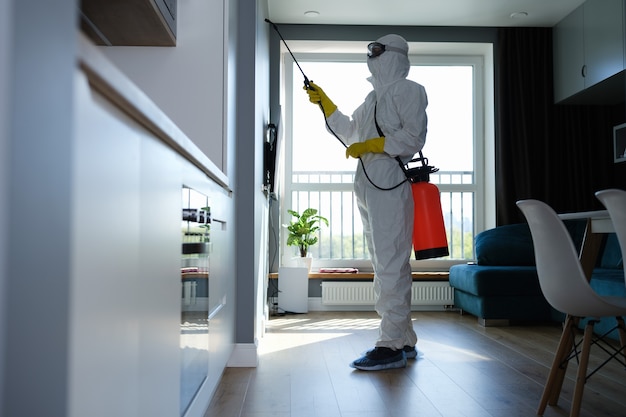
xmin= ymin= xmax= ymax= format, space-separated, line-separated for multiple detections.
xmin=419 ymin=339 xmax=493 ymax=362
xmin=258 ymin=332 xmax=350 ymax=355
xmin=267 ymin=317 xmax=381 ymax=331
xmin=262 ymin=315 xmax=493 ymax=362
xmin=259 ymin=316 xmax=379 ymax=355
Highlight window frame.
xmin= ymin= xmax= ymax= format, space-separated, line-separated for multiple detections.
xmin=279 ymin=42 xmax=495 ymax=271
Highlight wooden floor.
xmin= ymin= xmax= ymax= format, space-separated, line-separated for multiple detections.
xmin=204 ymin=311 xmax=626 ymax=417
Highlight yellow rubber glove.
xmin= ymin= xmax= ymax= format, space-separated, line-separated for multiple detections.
xmin=304 ymin=82 xmax=337 ymax=117
xmin=345 ymin=137 xmax=385 ymax=159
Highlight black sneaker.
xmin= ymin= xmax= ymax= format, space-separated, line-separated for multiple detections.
xmin=350 ymin=347 xmax=407 ymax=371
xmin=403 ymin=345 xmax=418 ymax=359
xmin=364 ymin=345 xmax=418 ymax=359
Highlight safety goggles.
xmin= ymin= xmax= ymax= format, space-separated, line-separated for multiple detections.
xmin=367 ymin=42 xmax=406 ymax=58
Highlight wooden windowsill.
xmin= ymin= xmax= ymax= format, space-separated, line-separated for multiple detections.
xmin=268 ymin=271 xmax=449 ymax=281
xmin=181 ymin=272 xmax=208 ymax=279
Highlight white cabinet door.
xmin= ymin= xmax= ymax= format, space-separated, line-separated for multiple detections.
xmin=553 ymin=0 xmax=625 ymax=103
xmin=584 ymin=0 xmax=625 ymax=88
xmin=553 ymin=5 xmax=584 ymax=102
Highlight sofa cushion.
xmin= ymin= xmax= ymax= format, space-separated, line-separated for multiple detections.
xmin=598 ymin=233 xmax=624 ymax=269
xmin=449 ymin=264 xmax=542 ymax=296
xmin=589 ymin=268 xmax=626 ymax=297
xmin=475 ymin=223 xmax=535 ymax=266
xmin=584 ymin=269 xmax=626 ymax=340
xmin=474 ymin=220 xmax=587 ymax=266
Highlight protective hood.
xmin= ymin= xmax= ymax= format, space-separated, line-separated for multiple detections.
xmin=367 ymin=34 xmax=410 ymax=90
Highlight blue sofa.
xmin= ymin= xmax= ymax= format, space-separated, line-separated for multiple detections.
xmin=449 ymin=220 xmax=625 ymax=336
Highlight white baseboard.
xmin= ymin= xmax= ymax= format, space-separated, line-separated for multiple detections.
xmin=227 ymin=342 xmax=259 ymax=367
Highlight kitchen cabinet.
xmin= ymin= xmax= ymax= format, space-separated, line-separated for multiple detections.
xmin=553 ymin=0 xmax=625 ymax=104
xmin=80 ymin=0 xmax=177 ymax=46
xmin=72 ymin=34 xmax=235 ymax=417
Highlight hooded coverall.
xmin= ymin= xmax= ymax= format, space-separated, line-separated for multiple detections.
xmin=324 ymin=34 xmax=428 ymax=350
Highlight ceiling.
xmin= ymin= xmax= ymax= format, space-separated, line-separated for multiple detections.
xmin=267 ymin=0 xmax=585 ymax=28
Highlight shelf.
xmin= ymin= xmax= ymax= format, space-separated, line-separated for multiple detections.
xmin=268 ymin=271 xmax=449 ymax=281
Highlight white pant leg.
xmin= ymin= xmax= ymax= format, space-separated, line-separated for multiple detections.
xmin=355 ymin=171 xmax=417 ymax=350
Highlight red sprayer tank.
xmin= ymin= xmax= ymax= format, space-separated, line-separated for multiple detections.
xmin=399 ymin=153 xmax=449 ymax=260
xmin=411 ymin=181 xmax=449 ymax=260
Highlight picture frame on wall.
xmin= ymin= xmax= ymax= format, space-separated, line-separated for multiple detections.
xmin=613 ymin=123 xmax=626 ymax=163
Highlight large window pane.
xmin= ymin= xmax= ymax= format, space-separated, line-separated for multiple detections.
xmin=284 ymin=52 xmax=483 ymax=267
xmin=408 ymin=66 xmax=473 ymax=172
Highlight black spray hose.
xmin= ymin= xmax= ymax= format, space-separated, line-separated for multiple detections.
xmin=265 ymin=19 xmax=407 ymax=191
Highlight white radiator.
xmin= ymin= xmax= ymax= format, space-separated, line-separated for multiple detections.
xmin=321 ymin=281 xmax=454 ymax=306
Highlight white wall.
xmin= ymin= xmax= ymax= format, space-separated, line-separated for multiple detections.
xmin=0 ymin=0 xmax=11 ymax=410
xmin=228 ymin=0 xmax=271 ymax=364
xmin=99 ymin=0 xmax=229 ymax=175
xmin=254 ymin=0 xmax=272 ymax=346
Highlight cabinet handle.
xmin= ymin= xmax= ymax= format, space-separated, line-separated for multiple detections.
xmin=581 ymin=65 xmax=587 ymax=78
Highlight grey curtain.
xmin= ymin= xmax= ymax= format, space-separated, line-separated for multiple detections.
xmin=495 ymin=27 xmax=622 ymax=225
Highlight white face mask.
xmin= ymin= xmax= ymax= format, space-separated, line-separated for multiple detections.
xmin=367 ymin=57 xmax=381 ymax=76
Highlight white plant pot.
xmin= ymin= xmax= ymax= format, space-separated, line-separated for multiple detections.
xmin=292 ymin=256 xmax=312 ymax=272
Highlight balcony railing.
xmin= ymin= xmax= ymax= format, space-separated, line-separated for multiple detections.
xmin=287 ymin=171 xmax=475 ymax=261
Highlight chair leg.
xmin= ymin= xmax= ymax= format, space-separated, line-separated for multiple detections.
xmin=569 ymin=321 xmax=594 ymax=417
xmin=616 ymin=316 xmax=626 ymax=362
xmin=538 ymin=315 xmax=577 ymax=415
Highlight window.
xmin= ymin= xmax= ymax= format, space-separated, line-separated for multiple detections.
xmin=280 ymin=42 xmax=494 ymax=271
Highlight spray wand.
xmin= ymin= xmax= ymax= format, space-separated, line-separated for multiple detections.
xmin=266 ymin=19 xmax=343 ymax=137
xmin=264 ymin=19 xmax=406 ymax=191
xmin=265 ymin=19 xmax=313 ymax=89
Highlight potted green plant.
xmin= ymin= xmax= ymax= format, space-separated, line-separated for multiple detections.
xmin=284 ymin=208 xmax=329 ymax=258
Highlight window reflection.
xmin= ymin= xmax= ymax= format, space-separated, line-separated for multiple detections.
xmin=180 ymin=186 xmax=210 ymax=416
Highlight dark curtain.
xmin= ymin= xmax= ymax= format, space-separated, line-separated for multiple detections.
xmin=495 ymin=28 xmax=622 ymax=225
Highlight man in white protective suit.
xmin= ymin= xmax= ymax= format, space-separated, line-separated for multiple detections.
xmin=305 ymin=34 xmax=428 ymax=371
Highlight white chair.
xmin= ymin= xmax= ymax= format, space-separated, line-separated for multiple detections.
xmin=595 ymin=188 xmax=626 ymax=287
xmin=516 ymin=199 xmax=626 ymax=417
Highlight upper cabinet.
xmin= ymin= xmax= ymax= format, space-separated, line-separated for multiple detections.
xmin=553 ymin=0 xmax=625 ymax=104
xmin=80 ymin=0 xmax=177 ymax=46
xmin=553 ymin=5 xmax=585 ymax=102
xmin=584 ymin=0 xmax=625 ymax=87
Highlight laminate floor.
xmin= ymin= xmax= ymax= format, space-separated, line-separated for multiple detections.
xmin=205 ymin=311 xmax=626 ymax=417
